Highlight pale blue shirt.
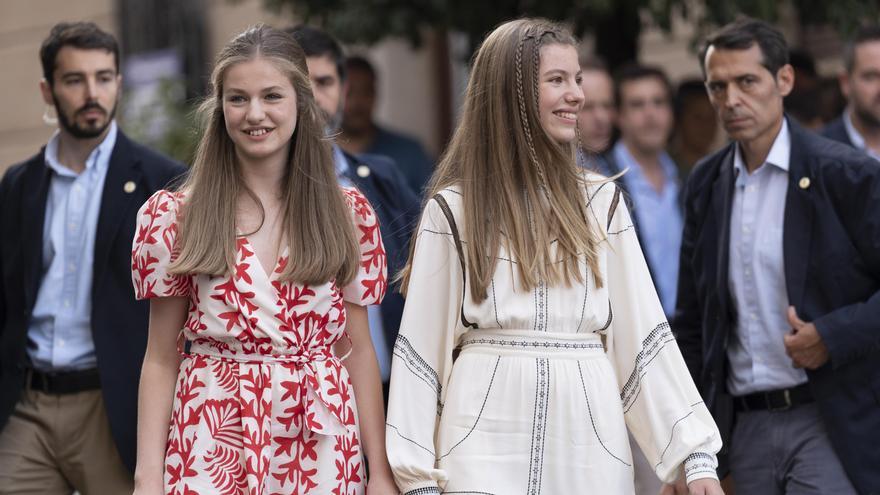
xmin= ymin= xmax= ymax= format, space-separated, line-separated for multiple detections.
xmin=333 ymin=145 xmax=391 ymax=381
xmin=726 ymin=120 xmax=808 ymax=395
xmin=27 ymin=122 xmax=118 ymax=371
xmin=843 ymin=108 xmax=880 ymax=162
xmin=612 ymin=141 xmax=683 ymax=317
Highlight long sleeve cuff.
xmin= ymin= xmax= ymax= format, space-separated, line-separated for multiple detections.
xmin=684 ymin=452 xmax=719 ymax=484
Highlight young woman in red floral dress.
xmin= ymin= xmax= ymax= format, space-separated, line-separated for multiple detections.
xmin=130 ymin=26 xmax=397 ymax=495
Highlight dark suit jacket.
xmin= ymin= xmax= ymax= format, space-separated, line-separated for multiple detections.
xmin=0 ymin=131 xmax=185 ymax=472
xmin=821 ymin=115 xmax=855 ymax=148
xmin=673 ymin=118 xmax=880 ymax=494
xmin=341 ymin=151 xmax=420 ymax=362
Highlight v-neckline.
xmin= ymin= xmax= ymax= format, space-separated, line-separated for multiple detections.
xmin=237 ymin=234 xmax=289 ymax=281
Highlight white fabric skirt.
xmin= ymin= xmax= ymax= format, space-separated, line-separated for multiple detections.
xmin=436 ymin=329 xmax=637 ymax=494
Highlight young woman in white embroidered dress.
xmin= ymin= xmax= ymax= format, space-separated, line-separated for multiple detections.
xmin=131 ymin=26 xmax=397 ymax=495
xmin=385 ymin=18 xmax=724 ymax=495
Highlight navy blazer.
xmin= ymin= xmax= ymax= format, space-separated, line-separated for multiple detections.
xmin=820 ymin=115 xmax=855 ymax=148
xmin=0 ymin=132 xmax=185 ymax=472
xmin=673 ymin=118 xmax=880 ymax=493
xmin=341 ymin=151 xmax=420 ymax=361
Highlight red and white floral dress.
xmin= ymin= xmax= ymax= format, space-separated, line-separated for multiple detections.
xmin=131 ymin=187 xmax=386 ymax=495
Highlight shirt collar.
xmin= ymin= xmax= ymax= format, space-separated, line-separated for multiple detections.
xmin=844 ymin=107 xmax=869 ymax=150
xmin=333 ymin=144 xmax=350 ymax=178
xmin=44 ymin=120 xmax=118 ymax=177
xmin=612 ymin=140 xmax=679 ymax=184
xmin=733 ymin=118 xmax=790 ymax=184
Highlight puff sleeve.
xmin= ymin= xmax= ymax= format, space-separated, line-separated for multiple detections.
xmin=340 ymin=187 xmax=387 ymax=306
xmin=131 ymin=190 xmax=191 ymax=300
xmin=601 ymin=184 xmax=722 ymax=484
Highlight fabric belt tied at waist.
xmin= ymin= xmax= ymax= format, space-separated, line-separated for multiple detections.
xmin=189 ymin=342 xmax=352 ymax=437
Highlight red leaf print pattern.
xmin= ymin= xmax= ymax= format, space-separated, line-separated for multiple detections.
xmin=341 ymin=188 xmax=387 ymax=306
xmin=203 ymin=399 xmax=244 ymax=449
xmin=131 ymin=188 xmax=385 ymax=494
xmin=204 ymin=444 xmax=248 ymax=495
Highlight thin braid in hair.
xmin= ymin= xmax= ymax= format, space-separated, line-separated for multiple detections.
xmin=514 ymin=31 xmax=544 ymax=189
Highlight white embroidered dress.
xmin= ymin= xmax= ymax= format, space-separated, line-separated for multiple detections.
xmin=386 ymin=179 xmax=722 ymax=495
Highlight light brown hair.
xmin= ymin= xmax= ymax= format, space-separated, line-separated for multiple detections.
xmin=169 ymin=25 xmax=359 ymax=286
xmin=401 ymin=18 xmax=604 ymax=302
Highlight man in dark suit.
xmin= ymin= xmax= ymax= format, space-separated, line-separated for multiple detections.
xmin=0 ymin=23 xmax=184 ymax=494
xmin=673 ymin=18 xmax=879 ymax=495
xmin=286 ymin=25 xmax=420 ymax=399
xmin=821 ymin=25 xmax=880 ymax=162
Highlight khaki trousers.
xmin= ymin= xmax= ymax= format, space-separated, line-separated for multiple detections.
xmin=0 ymin=387 xmax=133 ymax=495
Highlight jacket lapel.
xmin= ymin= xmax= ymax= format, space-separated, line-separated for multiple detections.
xmin=783 ymin=121 xmax=814 ymax=309
xmin=711 ymin=145 xmax=736 ymax=319
xmin=21 ymin=151 xmax=52 ymax=312
xmin=93 ymin=132 xmax=142 ymax=287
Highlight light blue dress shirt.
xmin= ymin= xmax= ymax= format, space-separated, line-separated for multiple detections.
xmin=726 ymin=120 xmax=808 ymax=396
xmin=612 ymin=141 xmax=683 ymax=317
xmin=27 ymin=122 xmax=118 ymax=371
xmin=843 ymin=108 xmax=880 ymax=162
xmin=333 ymin=145 xmax=391 ymax=381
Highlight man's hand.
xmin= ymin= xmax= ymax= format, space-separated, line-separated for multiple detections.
xmin=783 ymin=306 xmax=829 ymax=370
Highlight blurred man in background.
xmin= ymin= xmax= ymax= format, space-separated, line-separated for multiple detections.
xmin=288 ymin=25 xmax=420 ymax=402
xmin=340 ymin=55 xmax=434 ymax=194
xmin=823 ymin=25 xmax=880 ymax=161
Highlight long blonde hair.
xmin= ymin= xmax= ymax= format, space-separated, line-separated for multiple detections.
xmin=402 ymin=18 xmax=604 ymax=302
xmin=169 ymin=25 xmax=359 ymax=286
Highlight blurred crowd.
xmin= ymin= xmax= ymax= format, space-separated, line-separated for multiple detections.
xmin=1 ymin=14 xmax=880 ymax=495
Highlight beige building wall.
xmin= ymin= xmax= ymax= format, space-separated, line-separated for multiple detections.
xmin=0 ymin=0 xmax=116 ymax=173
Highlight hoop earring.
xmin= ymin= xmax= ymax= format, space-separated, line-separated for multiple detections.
xmin=42 ymin=105 xmax=58 ymax=126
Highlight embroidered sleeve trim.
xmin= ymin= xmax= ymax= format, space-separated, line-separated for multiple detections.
xmin=393 ymin=335 xmax=442 ymax=411
xmin=620 ymin=322 xmax=676 ymax=412
xmin=684 ymin=451 xmax=719 ymax=483
xmin=403 ymin=487 xmax=441 ymax=495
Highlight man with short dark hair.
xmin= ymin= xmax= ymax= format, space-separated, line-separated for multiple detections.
xmin=673 ymin=17 xmax=880 ymax=494
xmin=286 ymin=25 xmax=420 ymax=403
xmin=670 ymin=79 xmax=719 ymax=174
xmin=577 ymin=57 xmax=616 ymax=156
xmin=822 ymin=25 xmax=880 ymax=160
xmin=0 ymin=22 xmax=184 ymax=493
xmin=603 ymin=64 xmax=682 ymax=320
xmin=340 ymin=55 xmax=434 ymax=194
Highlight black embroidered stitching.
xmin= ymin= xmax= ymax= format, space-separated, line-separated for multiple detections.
xmin=437 ymin=356 xmax=501 ymax=461
xmin=491 ymin=277 xmax=503 ymax=328
xmin=654 ymin=411 xmax=696 ymax=470
xmin=620 ymin=323 xmax=675 ymax=412
xmin=403 ymin=488 xmax=441 ymax=495
xmin=575 ymin=257 xmax=589 ymax=333
xmin=391 ymin=338 xmax=443 ymax=414
xmin=577 ymin=361 xmax=632 ymax=467
xmin=386 ymin=422 xmax=436 ymax=457
xmin=607 ymin=224 xmax=636 ymax=235
xmin=460 ymin=338 xmax=604 ymax=350
xmin=527 ymin=358 xmax=549 ymax=495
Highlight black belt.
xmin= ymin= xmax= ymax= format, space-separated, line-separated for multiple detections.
xmin=734 ymin=383 xmax=813 ymax=412
xmin=26 ymin=367 xmax=101 ymax=395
